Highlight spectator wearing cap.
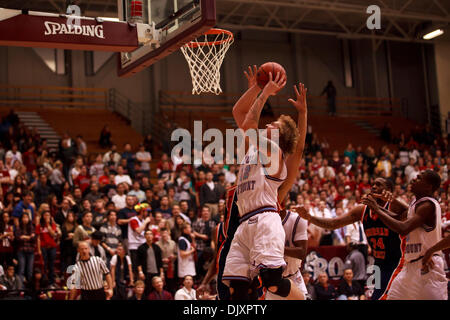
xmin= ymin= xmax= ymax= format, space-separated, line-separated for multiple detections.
xmin=137 ymin=230 xmax=164 ymax=296
xmin=73 ymin=212 xmax=95 ymax=248
xmin=128 ymin=203 xmax=152 ymax=273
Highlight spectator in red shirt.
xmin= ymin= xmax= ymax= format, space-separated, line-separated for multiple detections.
xmin=0 ymin=160 xmax=12 ymax=197
xmin=74 ymin=165 xmax=90 ymax=193
xmin=36 ymin=210 xmax=60 ymax=287
xmin=148 ymin=276 xmax=173 ymax=300
xmin=22 ymin=145 xmax=37 ymax=173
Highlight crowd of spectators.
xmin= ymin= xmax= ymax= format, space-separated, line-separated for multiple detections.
xmin=0 ymin=110 xmax=448 ymax=300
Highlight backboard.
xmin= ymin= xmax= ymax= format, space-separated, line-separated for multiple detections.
xmin=117 ymin=0 xmax=216 ymax=78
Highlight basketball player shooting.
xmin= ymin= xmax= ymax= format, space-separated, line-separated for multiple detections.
xmin=362 ymin=170 xmax=448 ymax=300
xmin=222 ymin=64 xmax=305 ymax=300
xmin=265 ymin=82 xmax=309 ymax=300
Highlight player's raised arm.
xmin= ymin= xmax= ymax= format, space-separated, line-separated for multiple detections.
xmin=241 ymin=72 xmax=286 ymax=132
xmin=293 ymin=204 xmax=363 ymax=230
xmin=278 ymin=83 xmax=308 ymax=202
xmin=232 ymin=65 xmax=261 ymax=129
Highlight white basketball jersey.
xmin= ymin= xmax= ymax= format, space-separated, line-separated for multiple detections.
xmin=404 ymin=197 xmax=442 ymax=262
xmin=235 ymin=145 xmax=286 ymax=216
xmin=282 ymin=210 xmax=308 ymax=277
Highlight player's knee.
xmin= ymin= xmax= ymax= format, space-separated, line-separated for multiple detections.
xmin=229 ymin=280 xmax=250 ymax=300
xmin=260 ymin=267 xmax=291 ymax=298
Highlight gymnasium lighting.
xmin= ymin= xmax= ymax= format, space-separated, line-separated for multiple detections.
xmin=423 ymin=29 xmax=444 ymax=40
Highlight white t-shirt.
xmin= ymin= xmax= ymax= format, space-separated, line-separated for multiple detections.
xmin=136 ymin=151 xmax=151 ymax=171
xmin=112 ymin=194 xmax=126 ymax=210
xmin=345 ymin=221 xmax=368 ymax=245
xmin=115 ymin=175 xmax=132 ymax=186
xmin=174 ymin=287 xmax=197 ymax=300
xmin=225 ymin=170 xmax=237 ymax=184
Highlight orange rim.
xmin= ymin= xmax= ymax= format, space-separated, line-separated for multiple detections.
xmin=184 ymin=28 xmax=234 ymax=48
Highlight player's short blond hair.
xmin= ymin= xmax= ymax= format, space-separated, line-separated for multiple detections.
xmin=277 ymin=114 xmax=299 ymax=155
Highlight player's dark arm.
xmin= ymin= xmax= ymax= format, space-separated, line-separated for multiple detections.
xmin=362 ymin=196 xmax=434 ymax=237
xmin=284 ymin=240 xmax=308 ymax=261
xmin=233 ymin=65 xmax=261 ymax=129
xmin=295 ymin=205 xmax=363 ymax=230
xmin=278 ymin=83 xmax=307 ymax=202
xmin=424 ymin=235 xmax=450 ymax=257
xmin=371 ymin=192 xmax=408 ymax=220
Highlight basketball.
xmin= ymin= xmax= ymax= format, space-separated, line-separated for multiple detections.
xmin=256 ymin=62 xmax=287 ymax=90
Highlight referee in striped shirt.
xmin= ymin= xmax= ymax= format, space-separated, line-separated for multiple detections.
xmin=69 ymin=241 xmax=113 ymax=300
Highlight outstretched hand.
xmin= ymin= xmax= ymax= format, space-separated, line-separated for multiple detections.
xmin=244 ymin=65 xmax=259 ymax=89
xmin=288 ymin=83 xmax=307 ymax=113
xmin=421 ymin=249 xmax=435 ymax=274
xmin=292 ymin=205 xmax=311 ymax=221
xmin=262 ymin=72 xmax=286 ymax=96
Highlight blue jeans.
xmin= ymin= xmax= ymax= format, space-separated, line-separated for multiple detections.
xmin=42 ymin=247 xmax=56 ymax=285
xmin=17 ymin=251 xmax=34 ymax=282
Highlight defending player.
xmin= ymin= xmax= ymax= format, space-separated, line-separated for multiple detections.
xmin=222 ymin=67 xmax=304 ymax=300
xmin=362 ymin=170 xmax=448 ymax=300
xmin=294 ymin=177 xmax=407 ymax=300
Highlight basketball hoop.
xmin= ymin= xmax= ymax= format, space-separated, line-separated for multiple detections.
xmin=181 ymin=28 xmax=234 ymax=95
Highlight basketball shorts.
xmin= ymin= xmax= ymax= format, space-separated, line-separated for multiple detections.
xmin=222 ymin=211 xmax=286 ymax=286
xmin=264 ymin=270 xmax=307 ymax=300
xmin=387 ymin=255 xmax=448 ymax=300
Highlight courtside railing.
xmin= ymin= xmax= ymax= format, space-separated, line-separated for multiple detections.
xmin=159 ymin=90 xmax=404 ymax=117
xmin=0 ymin=84 xmax=108 ymax=108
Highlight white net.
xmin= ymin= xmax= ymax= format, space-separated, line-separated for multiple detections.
xmin=181 ymin=29 xmax=234 ymax=95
